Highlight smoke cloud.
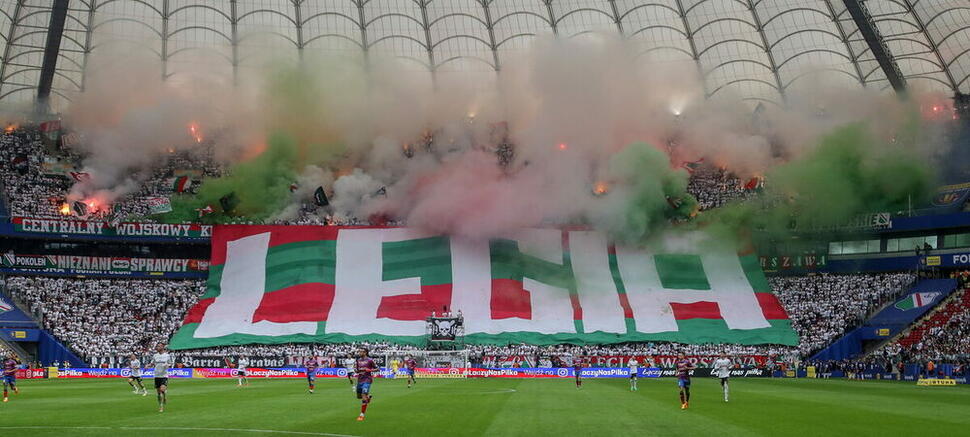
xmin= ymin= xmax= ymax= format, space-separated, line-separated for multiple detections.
xmin=59 ymin=33 xmax=945 ymax=241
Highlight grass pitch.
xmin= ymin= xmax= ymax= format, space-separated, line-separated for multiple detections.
xmin=1 ymin=377 xmax=968 ymax=436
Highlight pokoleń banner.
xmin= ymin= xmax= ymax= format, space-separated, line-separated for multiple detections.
xmin=11 ymin=217 xmax=212 ymax=238
xmin=171 ymin=226 xmax=797 ymax=349
xmin=1 ymin=253 xmax=208 ymax=273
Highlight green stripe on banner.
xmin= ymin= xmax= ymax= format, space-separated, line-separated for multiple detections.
xmin=382 ymin=237 xmax=451 ymax=285
xmin=265 ymin=240 xmax=336 ymax=293
xmin=738 ymin=254 xmax=771 ymax=293
xmin=201 ymin=240 xmax=336 ymax=300
xmin=200 ymin=264 xmax=223 ymax=299
xmin=489 ymin=239 xmax=574 ymax=289
xmin=168 ymin=319 xmax=798 ymax=350
xmin=654 ymin=254 xmax=711 ymax=290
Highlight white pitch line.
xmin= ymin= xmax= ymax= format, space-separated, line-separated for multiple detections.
xmin=0 ymin=426 xmax=360 ymax=437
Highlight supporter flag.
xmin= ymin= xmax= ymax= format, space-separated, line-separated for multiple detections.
xmin=72 ymin=201 xmax=88 ymax=217
xmin=146 ymin=197 xmax=173 ymax=215
xmin=0 ymin=297 xmax=11 ymax=313
xmin=196 ymin=205 xmax=214 ymax=218
xmin=681 ymin=158 xmax=704 ymax=174
xmin=170 ymin=176 xmax=190 ymax=193
xmin=894 ymin=292 xmax=941 ymax=311
xmin=70 ymin=171 xmax=91 ymax=182
xmin=39 ymin=119 xmax=61 ymax=146
xmin=169 ymin=226 xmax=797 ymax=350
xmin=314 ymin=186 xmax=329 ymax=206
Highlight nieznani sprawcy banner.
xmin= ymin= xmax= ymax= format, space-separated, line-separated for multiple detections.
xmin=170 ymin=226 xmax=797 ymax=349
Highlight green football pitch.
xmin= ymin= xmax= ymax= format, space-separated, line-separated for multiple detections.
xmin=1 ymin=377 xmax=968 ymax=436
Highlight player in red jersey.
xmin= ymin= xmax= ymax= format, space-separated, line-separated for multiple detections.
xmin=2 ymin=353 xmax=20 ymax=402
xmin=573 ymin=357 xmax=585 ymax=389
xmin=675 ymin=352 xmax=696 ymax=409
xmin=304 ymin=355 xmax=319 ymax=394
xmin=403 ymin=356 xmax=417 ymax=388
xmin=354 ymin=348 xmax=379 ymax=421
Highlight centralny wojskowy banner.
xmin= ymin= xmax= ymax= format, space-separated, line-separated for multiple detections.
xmin=170 ymin=226 xmax=797 ymax=349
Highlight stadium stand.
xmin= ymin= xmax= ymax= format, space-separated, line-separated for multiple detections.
xmin=5 ymin=276 xmax=203 ymax=360
xmin=0 ymin=271 xmax=924 ymax=366
xmin=768 ymin=272 xmax=916 ymax=356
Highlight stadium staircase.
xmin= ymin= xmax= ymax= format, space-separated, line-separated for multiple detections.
xmin=811 ymin=278 xmax=958 ymax=361
xmin=0 ymin=285 xmax=85 ymax=366
xmin=894 ymin=287 xmax=969 ymax=349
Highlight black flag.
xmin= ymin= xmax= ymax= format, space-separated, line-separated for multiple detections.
xmin=219 ymin=192 xmax=239 ymax=213
xmin=314 ymin=186 xmax=329 ymax=206
xmin=72 ymin=200 xmax=88 ymax=217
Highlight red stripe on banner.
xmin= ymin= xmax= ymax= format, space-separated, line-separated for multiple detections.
xmin=755 ymin=293 xmax=789 ymax=320
xmin=377 ymin=284 xmax=453 ymax=321
xmin=670 ymin=301 xmax=722 ymax=319
xmin=491 ymin=278 xmax=532 ymax=319
xmin=617 ymin=293 xmax=635 ymax=319
xmin=252 ymin=283 xmax=335 ymax=323
xmin=183 ymin=297 xmax=215 ymax=324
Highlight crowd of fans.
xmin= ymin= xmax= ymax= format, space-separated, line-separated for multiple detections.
xmin=1 ymin=125 xmax=757 ymax=226
xmin=1 ymin=271 xmax=926 ymax=365
xmin=0 ymin=125 xmax=219 ymax=222
xmin=686 ymin=165 xmax=759 ymax=211
xmin=769 ymin=272 xmax=916 ymax=355
xmin=5 ymin=276 xmax=204 ymax=360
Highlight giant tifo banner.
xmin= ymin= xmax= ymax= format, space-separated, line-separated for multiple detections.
xmin=169 ymin=226 xmax=797 ymax=349
xmin=10 ymin=217 xmax=212 ymax=239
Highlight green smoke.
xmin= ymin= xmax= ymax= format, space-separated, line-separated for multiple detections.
xmin=163 ymin=132 xmax=299 ymax=223
xmin=705 ymin=123 xmax=935 ymax=240
xmin=601 ymin=142 xmax=696 ymax=242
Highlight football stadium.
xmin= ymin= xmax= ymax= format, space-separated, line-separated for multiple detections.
xmin=0 ymin=0 xmax=969 ymax=436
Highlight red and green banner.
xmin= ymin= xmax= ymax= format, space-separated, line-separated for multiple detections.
xmin=170 ymin=226 xmax=797 ymax=349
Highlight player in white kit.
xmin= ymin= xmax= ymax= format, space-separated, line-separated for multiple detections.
xmin=344 ymin=356 xmax=356 ymax=391
xmin=236 ymin=357 xmax=250 ymax=386
xmin=126 ymin=354 xmax=147 ymax=395
xmin=628 ymin=358 xmax=640 ymax=391
xmin=713 ymin=354 xmax=732 ymax=402
xmin=149 ymin=344 xmax=173 ymax=412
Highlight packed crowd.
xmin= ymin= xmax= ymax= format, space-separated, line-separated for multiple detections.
xmin=0 ymin=126 xmax=219 ymax=222
xmin=686 ymin=165 xmax=759 ymax=211
xmin=769 ymin=272 xmax=916 ymax=355
xmin=4 ymin=271 xmax=923 ymax=365
xmin=1 ymin=125 xmax=760 ymax=226
xmin=5 ymin=276 xmax=204 ymax=360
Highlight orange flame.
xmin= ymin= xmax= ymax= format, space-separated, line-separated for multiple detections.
xmin=188 ymin=122 xmax=203 ymax=143
xmin=593 ymin=181 xmax=609 ymax=196
xmin=558 ymin=143 xmax=568 ymax=151
xmin=59 ymin=203 xmax=71 ymax=215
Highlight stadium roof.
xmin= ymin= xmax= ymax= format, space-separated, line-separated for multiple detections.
xmin=1 ymin=0 xmax=969 ymax=112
